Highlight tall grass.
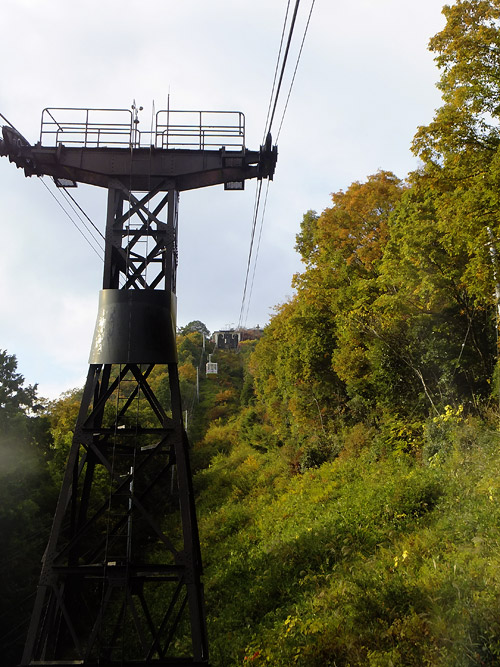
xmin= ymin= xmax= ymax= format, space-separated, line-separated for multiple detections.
xmin=194 ymin=418 xmax=500 ymax=666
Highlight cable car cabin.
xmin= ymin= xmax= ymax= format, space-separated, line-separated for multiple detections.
xmin=206 ymin=353 xmax=218 ymax=375
xmin=206 ymin=361 xmax=218 ymax=375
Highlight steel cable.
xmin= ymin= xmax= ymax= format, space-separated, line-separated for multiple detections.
xmin=243 ymin=179 xmax=271 ymax=328
xmin=262 ymin=0 xmax=292 ymax=144
xmin=244 ymin=0 xmax=301 ymax=321
xmin=239 ymin=0 xmax=316 ymax=327
xmin=237 ymin=179 xmax=263 ymax=329
xmin=266 ymin=0 xmax=301 ymax=137
xmin=39 ymin=177 xmax=104 ymax=260
xmin=58 ymin=187 xmax=105 ymax=251
xmin=276 ymin=0 xmax=316 ymax=141
xmin=61 ymin=186 xmax=105 ymax=241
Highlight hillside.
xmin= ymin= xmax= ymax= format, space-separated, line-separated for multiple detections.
xmin=191 ymin=348 xmax=500 ymax=665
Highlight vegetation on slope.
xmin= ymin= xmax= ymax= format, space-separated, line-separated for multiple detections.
xmin=194 ymin=391 xmax=500 ymax=665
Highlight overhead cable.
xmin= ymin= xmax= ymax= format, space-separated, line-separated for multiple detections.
xmin=243 ymin=179 xmax=271 ymax=328
xmin=238 ymin=0 xmax=300 ymax=328
xmin=61 ymin=186 xmax=105 ymax=241
xmin=1 ymin=113 xmax=104 ymax=259
xmin=262 ymin=0 xmax=292 ymax=144
xmin=266 ymin=0 xmax=301 ymax=137
xmin=238 ymin=179 xmax=263 ymax=329
xmin=276 ymin=0 xmax=316 ymax=141
xmin=39 ymin=177 xmax=104 ymax=261
xmin=52 ymin=182 xmax=104 ymax=255
xmin=239 ymin=0 xmax=315 ymax=328
xmin=58 ymin=188 xmax=105 ymax=251
xmin=0 ymin=112 xmax=17 ymax=130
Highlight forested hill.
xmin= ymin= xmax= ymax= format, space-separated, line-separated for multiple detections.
xmin=4 ymin=1 xmax=500 ymax=665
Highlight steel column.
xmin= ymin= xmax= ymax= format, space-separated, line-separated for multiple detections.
xmin=21 ymin=185 xmax=208 ymax=665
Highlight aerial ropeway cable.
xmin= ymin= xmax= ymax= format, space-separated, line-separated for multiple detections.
xmin=262 ymin=0 xmax=292 ymax=144
xmin=238 ymin=0 xmax=316 ymax=330
xmin=265 ymin=0 xmax=302 ymax=138
xmin=276 ymin=0 xmax=316 ymax=142
xmin=244 ymin=179 xmax=271 ymax=327
xmin=1 ymin=110 xmax=105 ymax=261
xmin=39 ymin=177 xmax=104 ymax=260
xmin=238 ymin=178 xmax=264 ymax=329
xmin=60 ymin=185 xmax=105 ymax=242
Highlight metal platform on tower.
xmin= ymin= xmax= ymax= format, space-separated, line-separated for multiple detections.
xmin=1 ymin=107 xmax=277 ymax=191
xmin=0 ymin=106 xmax=277 ymax=666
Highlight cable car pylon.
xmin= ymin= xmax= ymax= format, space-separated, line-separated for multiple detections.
xmin=0 ymin=106 xmax=277 ymax=666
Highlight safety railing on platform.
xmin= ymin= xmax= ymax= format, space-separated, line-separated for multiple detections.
xmin=40 ymin=108 xmax=135 ymax=148
xmin=155 ymin=110 xmax=245 ymax=150
xmin=40 ymin=107 xmax=246 ymax=151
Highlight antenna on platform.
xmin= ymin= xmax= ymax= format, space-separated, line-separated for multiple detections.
xmin=131 ymin=100 xmax=143 ymax=147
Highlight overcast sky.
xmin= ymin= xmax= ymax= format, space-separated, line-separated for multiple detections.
xmin=0 ymin=0 xmax=446 ymax=399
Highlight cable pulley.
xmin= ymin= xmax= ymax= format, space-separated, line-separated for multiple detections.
xmin=0 ymin=125 xmax=37 ymax=175
xmin=258 ymin=132 xmax=278 ymax=180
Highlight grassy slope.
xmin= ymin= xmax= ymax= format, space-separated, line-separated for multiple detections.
xmin=192 ymin=397 xmax=500 ymax=665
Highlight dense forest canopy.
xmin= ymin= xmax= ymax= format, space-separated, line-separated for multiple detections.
xmin=4 ymin=1 xmax=500 ymax=665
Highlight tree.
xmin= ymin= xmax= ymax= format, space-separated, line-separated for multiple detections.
xmin=379 ymin=174 xmax=495 ymax=403
xmin=0 ymin=349 xmax=38 ymax=430
xmin=413 ymin=0 xmax=500 ymax=164
xmin=178 ymin=320 xmax=210 ymax=337
xmin=0 ymin=353 xmax=56 ymax=666
xmin=404 ymin=0 xmax=500 ymax=405
xmin=250 ymin=173 xmax=408 ymax=464
xmin=294 ymin=172 xmax=408 ymax=418
xmin=410 ymin=1 xmax=500 ymax=306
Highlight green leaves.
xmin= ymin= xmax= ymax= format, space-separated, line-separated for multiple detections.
xmin=0 ymin=349 xmax=39 ymax=430
xmin=0 ymin=352 xmax=56 ymax=665
xmin=414 ymin=1 xmax=500 ymax=163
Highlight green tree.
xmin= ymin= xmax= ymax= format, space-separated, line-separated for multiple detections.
xmin=295 ymin=172 xmax=407 ymax=417
xmin=178 ymin=320 xmax=210 ymax=337
xmin=414 ymin=0 xmax=500 ymax=163
xmin=250 ymin=173 xmax=406 ymax=464
xmin=401 ymin=0 xmax=500 ymax=409
xmin=0 ymin=350 xmax=38 ymax=431
xmin=377 ymin=175 xmax=496 ymax=412
xmin=0 ymin=353 xmax=56 ymax=666
xmin=412 ymin=0 xmax=500 ymax=309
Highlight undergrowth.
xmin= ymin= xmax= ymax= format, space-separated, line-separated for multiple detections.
xmin=194 ymin=417 xmax=500 ymax=666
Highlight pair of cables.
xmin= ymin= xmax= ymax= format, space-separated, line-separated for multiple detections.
xmin=39 ymin=177 xmax=104 ymax=261
xmin=264 ymin=0 xmax=316 ymax=143
xmin=0 ymin=110 xmax=104 ymax=261
xmin=237 ymin=0 xmax=316 ymax=330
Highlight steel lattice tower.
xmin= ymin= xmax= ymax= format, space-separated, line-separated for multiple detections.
xmin=0 ymin=107 xmax=276 ymax=666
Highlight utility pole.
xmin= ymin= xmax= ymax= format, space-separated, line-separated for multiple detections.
xmin=0 ymin=107 xmax=276 ymax=666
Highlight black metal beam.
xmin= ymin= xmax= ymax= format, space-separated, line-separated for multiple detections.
xmin=3 ymin=144 xmax=274 ymax=191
